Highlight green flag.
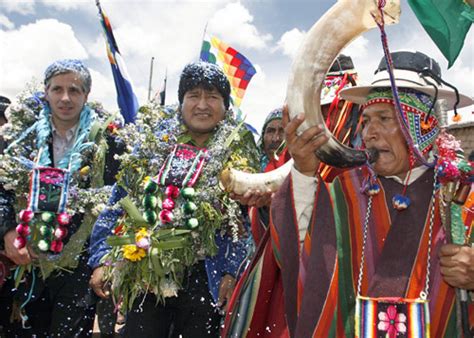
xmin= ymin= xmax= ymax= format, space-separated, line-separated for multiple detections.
xmin=408 ymin=0 xmax=473 ymax=68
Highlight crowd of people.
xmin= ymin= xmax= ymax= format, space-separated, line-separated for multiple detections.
xmin=0 ymin=25 xmax=473 ymax=338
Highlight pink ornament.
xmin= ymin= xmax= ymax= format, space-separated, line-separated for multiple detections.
xmin=13 ymin=236 xmax=27 ymax=249
xmin=162 ymin=198 xmax=175 ymax=210
xmin=165 ymin=185 xmax=180 ymax=199
xmin=16 ymin=223 xmax=31 ymax=237
xmin=159 ymin=209 xmax=174 ymax=224
xmin=19 ymin=209 xmax=34 ymax=223
xmin=54 ymin=227 xmax=68 ymax=240
xmin=57 ymin=212 xmax=71 ymax=226
xmin=50 ymin=240 xmax=64 ymax=253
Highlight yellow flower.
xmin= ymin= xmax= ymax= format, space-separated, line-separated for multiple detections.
xmin=162 ymin=134 xmax=169 ymax=142
xmin=142 ymin=176 xmax=152 ymax=186
xmin=122 ymin=244 xmax=146 ymax=262
xmin=135 ymin=227 xmax=149 ymax=242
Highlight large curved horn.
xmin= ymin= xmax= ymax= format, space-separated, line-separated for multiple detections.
xmin=221 ymin=0 xmax=400 ymax=193
xmin=287 ymin=0 xmax=399 ymax=168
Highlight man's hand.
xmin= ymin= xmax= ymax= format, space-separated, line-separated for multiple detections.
xmin=230 ymin=190 xmax=273 ymax=208
xmin=3 ymin=229 xmax=32 ymax=265
xmin=282 ymin=106 xmax=328 ymax=177
xmin=89 ymin=266 xmax=110 ymax=299
xmin=439 ymin=244 xmax=474 ymax=290
xmin=217 ymin=274 xmax=236 ymax=314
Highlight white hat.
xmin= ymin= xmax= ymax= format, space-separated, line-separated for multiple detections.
xmin=340 ymin=51 xmax=473 ymax=108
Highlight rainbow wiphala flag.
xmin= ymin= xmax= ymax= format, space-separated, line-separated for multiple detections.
xmin=200 ymin=35 xmax=256 ymax=108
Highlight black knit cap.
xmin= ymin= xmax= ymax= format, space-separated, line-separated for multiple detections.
xmin=178 ymin=61 xmax=231 ymax=109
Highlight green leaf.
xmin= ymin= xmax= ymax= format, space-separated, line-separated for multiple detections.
xmin=153 ymin=238 xmax=189 ymax=250
xmin=119 ymin=196 xmax=148 ymax=226
xmin=106 ymin=235 xmax=135 ymax=246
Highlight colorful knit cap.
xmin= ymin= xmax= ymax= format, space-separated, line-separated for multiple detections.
xmin=363 ymin=88 xmax=439 ymax=154
xmin=44 ymin=59 xmax=92 ymax=93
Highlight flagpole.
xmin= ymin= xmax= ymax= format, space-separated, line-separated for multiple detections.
xmin=147 ymin=56 xmax=155 ymax=103
xmin=198 ymin=22 xmax=209 ymax=61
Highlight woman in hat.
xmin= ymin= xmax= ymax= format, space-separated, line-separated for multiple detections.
xmin=223 ymin=50 xmax=473 ymax=337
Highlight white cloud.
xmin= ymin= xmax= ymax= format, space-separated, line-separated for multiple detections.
xmin=275 ymin=28 xmax=306 ymax=59
xmin=207 ymin=2 xmax=272 ymax=50
xmin=0 ymin=15 xmax=15 ymax=30
xmin=39 ymin=0 xmax=89 ymax=11
xmin=1 ymin=1 xmax=36 ymax=15
xmin=0 ymin=19 xmax=88 ymax=98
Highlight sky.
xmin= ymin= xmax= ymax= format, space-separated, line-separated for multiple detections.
xmin=0 ymin=0 xmax=473 ymax=134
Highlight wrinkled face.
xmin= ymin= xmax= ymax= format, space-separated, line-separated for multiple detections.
xmin=45 ymin=72 xmax=88 ymax=126
xmin=263 ymin=119 xmax=284 ymax=159
xmin=361 ymin=103 xmax=410 ymax=178
xmin=181 ymin=86 xmax=226 ymax=136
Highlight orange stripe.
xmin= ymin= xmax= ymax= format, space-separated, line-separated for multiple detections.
xmin=313 ymin=258 xmax=339 ymax=336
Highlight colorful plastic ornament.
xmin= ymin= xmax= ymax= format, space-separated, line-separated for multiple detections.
xmin=16 ymin=223 xmax=30 ymax=237
xmin=37 ymin=239 xmax=50 ymax=252
xmin=159 ymin=209 xmax=174 ymax=224
xmin=19 ymin=209 xmax=34 ymax=223
xmin=57 ymin=212 xmax=71 ymax=226
xmin=181 ymin=187 xmax=196 ymax=200
xmin=50 ymin=240 xmax=64 ymax=253
xmin=165 ymin=185 xmax=180 ymax=199
xmin=186 ymin=218 xmax=199 ymax=229
xmin=13 ymin=236 xmax=27 ymax=249
xmin=144 ymin=210 xmax=158 ymax=225
xmin=54 ymin=227 xmax=68 ymax=240
xmin=142 ymin=195 xmax=158 ymax=209
xmin=162 ymin=198 xmax=176 ymax=210
xmin=39 ymin=224 xmax=52 ymax=236
xmin=183 ymin=201 xmax=198 ymax=214
xmin=144 ymin=180 xmax=159 ymax=194
xmin=41 ymin=211 xmax=55 ymax=223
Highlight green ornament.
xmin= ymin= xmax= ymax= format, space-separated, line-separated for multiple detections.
xmin=186 ymin=218 xmax=199 ymax=229
xmin=183 ymin=201 xmax=198 ymax=214
xmin=144 ymin=180 xmax=158 ymax=194
xmin=39 ymin=224 xmax=52 ymax=237
xmin=143 ymin=210 xmax=157 ymax=224
xmin=142 ymin=195 xmax=158 ymax=209
xmin=181 ymin=187 xmax=196 ymax=200
xmin=41 ymin=212 xmax=55 ymax=223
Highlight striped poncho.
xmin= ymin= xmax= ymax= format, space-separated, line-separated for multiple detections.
xmin=223 ymin=167 xmax=473 ymax=337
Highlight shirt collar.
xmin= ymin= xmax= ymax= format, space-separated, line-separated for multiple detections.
xmin=51 ymin=122 xmax=79 ymax=142
xmin=385 ymin=165 xmax=429 ymax=185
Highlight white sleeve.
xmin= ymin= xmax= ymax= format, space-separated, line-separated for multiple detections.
xmin=291 ymin=165 xmax=318 ymax=242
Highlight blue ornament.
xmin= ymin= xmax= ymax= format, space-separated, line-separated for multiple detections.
xmin=392 ymin=194 xmax=410 ymax=210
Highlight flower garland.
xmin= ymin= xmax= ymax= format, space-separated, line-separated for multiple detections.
xmin=0 ymin=84 xmax=120 ymax=279
xmin=102 ymin=102 xmax=259 ymax=311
